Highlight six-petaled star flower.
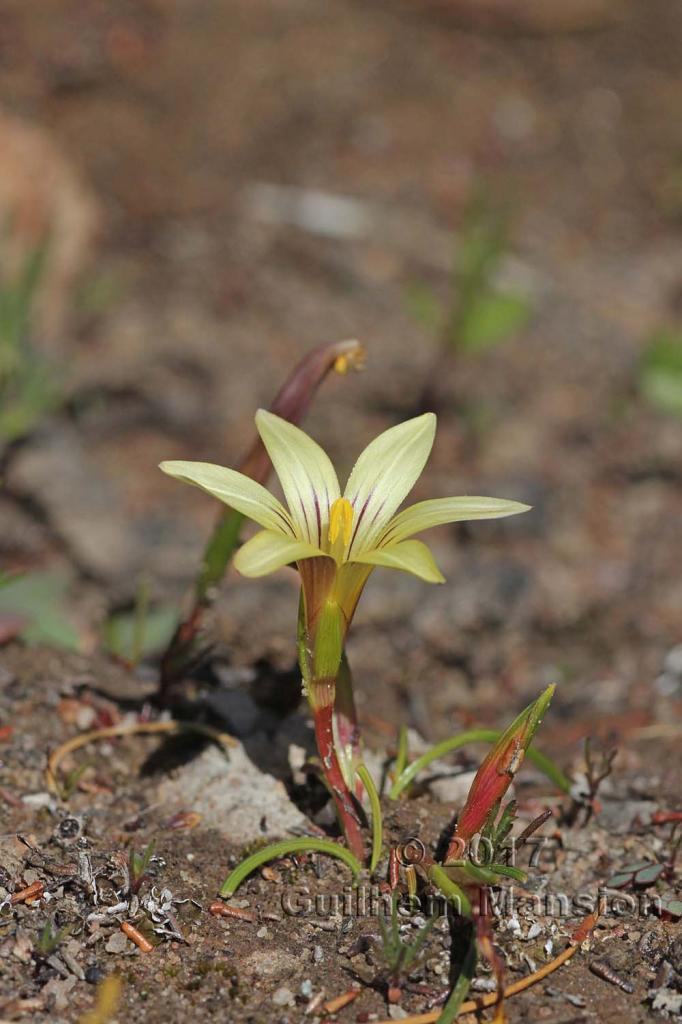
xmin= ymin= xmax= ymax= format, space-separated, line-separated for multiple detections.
xmin=160 ymin=410 xmax=529 ymax=628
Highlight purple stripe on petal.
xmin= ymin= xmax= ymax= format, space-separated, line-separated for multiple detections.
xmin=348 ymin=491 xmax=373 ymax=555
xmin=313 ymin=491 xmax=322 ymax=546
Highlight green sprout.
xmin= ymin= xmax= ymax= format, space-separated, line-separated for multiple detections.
xmin=409 ymin=191 xmax=532 ymax=413
xmin=129 ymin=840 xmax=156 ymax=895
xmin=35 ymin=918 xmax=72 ymax=958
xmin=103 ymin=576 xmax=177 ymax=668
xmin=376 ymin=891 xmax=438 ymax=991
xmin=0 ymin=238 xmax=60 ymax=445
xmin=161 ymin=410 xmax=528 ymax=858
xmin=639 ymin=329 xmax=682 ymax=417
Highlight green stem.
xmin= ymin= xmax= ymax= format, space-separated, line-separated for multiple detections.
xmin=313 ymin=701 xmax=366 ymax=862
xmin=389 ymin=728 xmax=571 ymax=800
xmin=196 ymin=510 xmax=244 ymax=604
xmin=131 ymin=575 xmax=150 ymax=667
xmin=436 ymin=927 xmax=478 ymax=1024
xmin=333 ymin=652 xmax=363 ymax=794
xmin=444 ymin=860 xmax=527 ymax=885
xmin=219 ymin=838 xmax=362 ymax=897
xmin=394 ymin=724 xmax=409 ymax=780
xmin=428 ymin=864 xmax=472 ymax=917
xmin=356 ymin=763 xmax=383 ymax=875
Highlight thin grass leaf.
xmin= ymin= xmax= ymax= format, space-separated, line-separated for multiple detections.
xmin=219 ymin=837 xmax=362 ymax=897
xmin=356 ymin=763 xmax=383 ymax=875
xmin=389 ymin=727 xmax=570 ymax=801
xmin=436 ymin=928 xmax=477 ymax=1024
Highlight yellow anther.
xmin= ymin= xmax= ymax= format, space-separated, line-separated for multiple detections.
xmin=328 ymin=497 xmax=354 ymax=547
xmin=333 ymin=341 xmax=366 ymax=376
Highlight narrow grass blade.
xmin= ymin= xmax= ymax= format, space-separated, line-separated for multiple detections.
xmin=356 ymin=762 xmax=383 ymax=875
xmin=389 ymin=728 xmax=570 ymax=801
xmin=436 ymin=930 xmax=477 ymax=1024
xmin=219 ymin=837 xmax=362 ymax=897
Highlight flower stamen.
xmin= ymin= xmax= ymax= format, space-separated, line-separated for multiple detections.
xmin=329 ymin=497 xmax=354 ymax=549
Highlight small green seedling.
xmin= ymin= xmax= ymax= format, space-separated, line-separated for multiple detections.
xmin=58 ymin=762 xmax=89 ymax=801
xmin=0 ymin=237 xmax=60 ymax=445
xmin=35 ymin=918 xmax=72 ymax=958
xmin=376 ymin=891 xmax=437 ymax=991
xmin=103 ymin=577 xmax=177 ymax=667
xmin=639 ymin=329 xmax=682 ymax=417
xmin=129 ymin=840 xmax=156 ymax=895
xmin=410 ymin=190 xmax=532 ymax=412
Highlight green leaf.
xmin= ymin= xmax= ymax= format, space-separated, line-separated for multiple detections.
xmin=660 ymin=895 xmax=682 ymax=919
xmin=435 ymin=928 xmax=477 ymax=1024
xmin=0 ymin=571 xmax=80 ymax=650
xmin=640 ymin=331 xmax=682 ymax=417
xmin=103 ymin=605 xmax=178 ymax=662
xmin=458 ymin=291 xmax=531 ymax=352
xmin=219 ymin=837 xmax=362 ymax=897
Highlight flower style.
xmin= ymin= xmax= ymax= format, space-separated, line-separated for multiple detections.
xmin=160 ymin=409 xmax=529 ymax=638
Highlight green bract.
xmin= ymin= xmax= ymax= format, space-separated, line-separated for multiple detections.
xmin=160 ymin=410 xmax=528 ymax=625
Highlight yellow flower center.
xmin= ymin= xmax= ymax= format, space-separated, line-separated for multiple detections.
xmin=328 ymin=497 xmax=354 ymax=548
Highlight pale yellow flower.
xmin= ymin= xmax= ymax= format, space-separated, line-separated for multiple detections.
xmin=161 ymin=410 xmax=528 ymax=627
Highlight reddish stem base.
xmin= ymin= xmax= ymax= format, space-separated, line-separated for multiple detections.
xmin=314 ymin=703 xmax=365 ymax=862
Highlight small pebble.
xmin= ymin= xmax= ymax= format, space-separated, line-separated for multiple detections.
xmin=300 ymin=979 xmax=313 ymax=998
xmin=105 ymin=931 xmax=129 ymax=955
xmin=313 ymin=945 xmax=324 ymax=964
xmin=256 ymin=926 xmax=269 ymax=939
xmin=84 ymin=965 xmax=105 ymax=985
xmin=471 ymin=978 xmax=497 ymax=993
xmin=565 ymin=993 xmax=587 ymax=1007
xmin=272 ymin=986 xmax=294 ymax=1007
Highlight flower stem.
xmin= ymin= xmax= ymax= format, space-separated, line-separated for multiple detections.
xmin=333 ymin=652 xmax=363 ymax=794
xmin=313 ymin=700 xmax=366 ymax=862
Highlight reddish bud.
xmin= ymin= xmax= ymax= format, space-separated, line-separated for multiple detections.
xmin=446 ymin=685 xmax=555 ymax=858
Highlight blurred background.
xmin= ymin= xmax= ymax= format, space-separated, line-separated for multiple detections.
xmin=1 ymin=0 xmax=681 ymax=749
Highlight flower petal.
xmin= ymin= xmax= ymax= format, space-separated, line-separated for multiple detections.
xmin=255 ymin=409 xmax=341 ymax=546
xmin=160 ymin=461 xmax=294 ymax=534
xmin=344 ymin=413 xmax=436 ymax=555
xmin=351 ymin=539 xmax=445 ymax=583
xmin=234 ymin=529 xmax=325 ymax=577
xmin=379 ymin=496 xmax=530 ymax=546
